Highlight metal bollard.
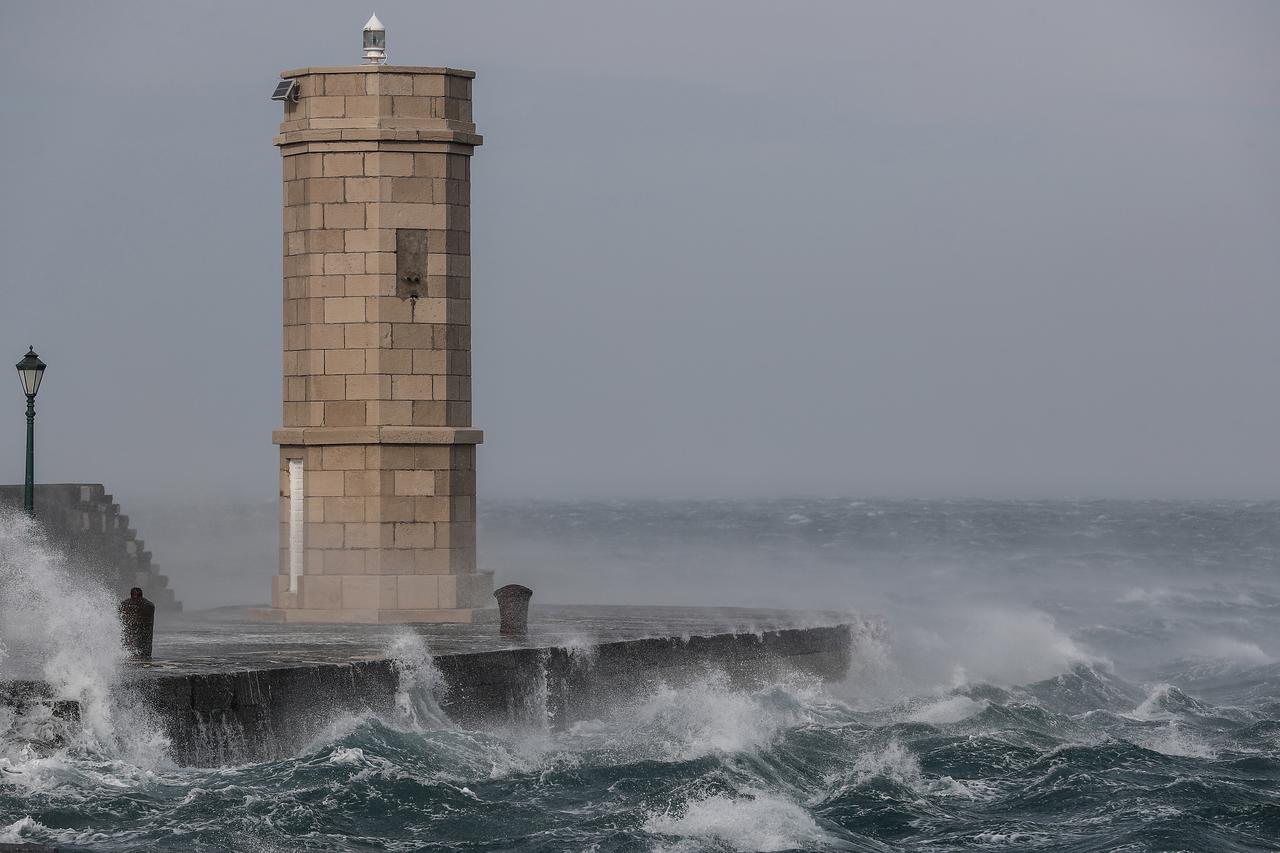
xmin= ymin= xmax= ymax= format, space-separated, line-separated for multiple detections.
xmin=119 ymin=587 xmax=156 ymax=661
xmin=493 ymin=583 xmax=532 ymax=637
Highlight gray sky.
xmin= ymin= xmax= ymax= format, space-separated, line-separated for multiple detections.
xmin=1 ymin=1 xmax=1278 ymax=501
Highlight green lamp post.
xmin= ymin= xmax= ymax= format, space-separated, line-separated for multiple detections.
xmin=15 ymin=347 xmax=46 ymax=516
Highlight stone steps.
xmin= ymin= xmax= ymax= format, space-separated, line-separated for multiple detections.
xmin=0 ymin=483 xmax=182 ymax=611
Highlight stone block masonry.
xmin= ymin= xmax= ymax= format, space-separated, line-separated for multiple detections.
xmin=262 ymin=64 xmax=492 ymax=624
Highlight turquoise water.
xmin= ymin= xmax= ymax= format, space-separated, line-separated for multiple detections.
xmin=3 ymin=499 xmax=1280 ymax=851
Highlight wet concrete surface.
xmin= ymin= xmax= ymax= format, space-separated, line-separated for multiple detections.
xmin=122 ymin=604 xmax=857 ymax=677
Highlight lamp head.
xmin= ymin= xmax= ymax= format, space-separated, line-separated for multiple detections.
xmin=15 ymin=347 xmax=45 ymax=398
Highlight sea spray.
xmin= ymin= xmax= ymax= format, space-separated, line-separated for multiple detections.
xmin=552 ymin=669 xmax=826 ymax=769
xmin=836 ymin=616 xmax=907 ymax=709
xmin=385 ymin=630 xmax=451 ymax=730
xmin=905 ymin=694 xmax=987 ymax=724
xmin=645 ymin=790 xmax=833 ymax=852
xmin=0 ymin=510 xmax=168 ymax=765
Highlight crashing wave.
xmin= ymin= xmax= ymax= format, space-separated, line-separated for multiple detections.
xmin=645 ymin=790 xmax=832 ymax=852
xmin=1016 ymin=663 xmax=1147 ymax=715
xmin=0 ymin=512 xmax=170 ymax=771
xmin=1131 ymin=684 xmax=1214 ymax=721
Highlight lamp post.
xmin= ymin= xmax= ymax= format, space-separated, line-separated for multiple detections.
xmin=15 ymin=347 xmax=46 ymax=516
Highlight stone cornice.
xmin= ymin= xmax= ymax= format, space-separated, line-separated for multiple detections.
xmin=273 ymin=427 xmax=484 ymax=446
xmin=281 ymin=66 xmax=476 ymax=79
xmin=273 ymin=126 xmax=482 ymax=148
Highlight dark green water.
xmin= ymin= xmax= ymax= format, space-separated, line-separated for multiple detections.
xmin=3 ymin=499 xmax=1280 ymax=851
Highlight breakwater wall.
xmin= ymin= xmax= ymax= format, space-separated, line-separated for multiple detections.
xmin=7 ymin=624 xmax=852 ymax=766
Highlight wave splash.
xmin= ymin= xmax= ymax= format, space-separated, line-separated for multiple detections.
xmin=387 ymin=630 xmax=451 ymax=731
xmin=645 ymin=790 xmax=832 ymax=853
xmin=0 ymin=512 xmax=169 ymax=771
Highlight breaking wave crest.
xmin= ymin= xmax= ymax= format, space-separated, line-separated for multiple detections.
xmin=645 ymin=790 xmax=832 ymax=852
xmin=0 ymin=511 xmax=169 ymax=771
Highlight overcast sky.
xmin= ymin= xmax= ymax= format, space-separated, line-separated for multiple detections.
xmin=1 ymin=1 xmax=1278 ymax=501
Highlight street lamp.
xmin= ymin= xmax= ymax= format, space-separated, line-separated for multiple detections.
xmin=15 ymin=347 xmax=46 ymax=515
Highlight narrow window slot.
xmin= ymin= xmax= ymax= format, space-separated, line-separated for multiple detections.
xmin=288 ymin=458 xmax=305 ymax=593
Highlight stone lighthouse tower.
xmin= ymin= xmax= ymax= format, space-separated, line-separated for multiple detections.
xmin=263 ymin=17 xmax=492 ymax=622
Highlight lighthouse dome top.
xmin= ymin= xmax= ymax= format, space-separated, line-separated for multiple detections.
xmin=362 ymin=14 xmax=386 ymax=65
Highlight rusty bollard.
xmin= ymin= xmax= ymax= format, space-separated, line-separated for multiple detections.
xmin=119 ymin=587 xmax=156 ymax=661
xmin=494 ymin=584 xmax=532 ymax=637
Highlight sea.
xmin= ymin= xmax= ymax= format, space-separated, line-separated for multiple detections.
xmin=1 ymin=498 xmax=1279 ymax=852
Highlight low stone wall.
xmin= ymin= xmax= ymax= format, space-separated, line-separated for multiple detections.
xmin=136 ymin=624 xmax=852 ymax=765
xmin=0 ymin=483 xmax=180 ymax=611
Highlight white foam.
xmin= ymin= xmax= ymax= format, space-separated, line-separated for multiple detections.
xmin=0 ymin=511 xmax=170 ymax=766
xmin=972 ymin=830 xmax=1050 ymax=845
xmin=625 ymin=672 xmax=810 ymax=761
xmin=0 ymin=816 xmax=50 ymax=844
xmin=851 ymin=739 xmax=974 ymax=798
xmin=1131 ymin=684 xmax=1179 ymax=721
xmin=1139 ymin=723 xmax=1216 ymax=759
xmin=483 ymin=731 xmax=560 ymax=779
xmin=645 ymin=791 xmax=831 ymax=852
xmin=327 ymin=746 xmax=366 ymax=765
xmin=852 ymin=739 xmax=923 ymax=787
xmin=907 ymin=695 xmax=987 ymax=724
xmin=483 ymin=671 xmax=833 ymax=781
xmin=555 ymin=634 xmax=599 ymax=663
xmin=1128 ymin=686 xmax=1218 ymax=759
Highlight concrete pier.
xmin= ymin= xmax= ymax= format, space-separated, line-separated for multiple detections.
xmin=1 ymin=606 xmax=868 ymax=766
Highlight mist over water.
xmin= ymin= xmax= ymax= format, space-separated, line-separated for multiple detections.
xmin=481 ymin=498 xmax=1280 ymax=691
xmin=3 ymin=498 xmax=1280 ymax=851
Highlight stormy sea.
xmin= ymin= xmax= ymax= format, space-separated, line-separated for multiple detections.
xmin=2 ymin=498 xmax=1279 ymax=852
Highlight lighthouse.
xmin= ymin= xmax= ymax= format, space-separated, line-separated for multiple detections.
xmin=263 ymin=17 xmax=492 ymax=622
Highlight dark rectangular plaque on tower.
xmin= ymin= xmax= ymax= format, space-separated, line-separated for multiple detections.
xmin=396 ymin=228 xmax=428 ymax=298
